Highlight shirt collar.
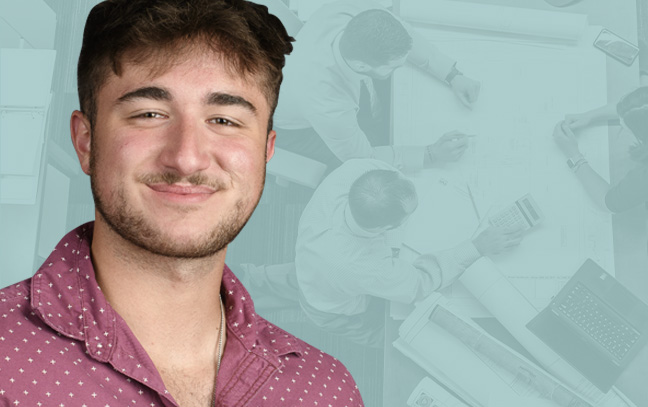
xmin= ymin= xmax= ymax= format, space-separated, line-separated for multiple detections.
xmin=332 ymin=32 xmax=366 ymax=86
xmin=221 ymin=265 xmax=302 ymax=361
xmin=343 ymin=203 xmax=382 ymax=238
xmin=30 ymin=222 xmax=302 ymax=366
xmin=30 ymin=223 xmax=116 ymax=359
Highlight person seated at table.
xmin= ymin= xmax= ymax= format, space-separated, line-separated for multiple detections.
xmin=274 ymin=0 xmax=480 ymax=171
xmin=554 ymin=86 xmax=648 ymax=213
xmin=241 ymin=159 xmax=524 ymax=347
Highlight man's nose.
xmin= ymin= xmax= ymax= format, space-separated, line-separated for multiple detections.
xmin=158 ymin=117 xmax=211 ymax=176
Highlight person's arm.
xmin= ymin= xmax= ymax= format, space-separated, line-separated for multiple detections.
xmin=304 ymin=86 xmax=375 ymax=162
xmin=553 ymin=122 xmax=611 ymax=211
xmin=307 ymin=110 xmax=416 ymax=167
xmin=605 ymin=165 xmax=648 ymax=213
xmin=358 ymin=223 xmax=522 ymax=304
xmin=406 ymin=28 xmax=456 ymax=81
xmin=411 ymin=240 xmax=482 ymax=298
xmin=572 ymin=163 xmax=611 ymax=210
xmin=405 ymin=26 xmax=481 ymax=108
xmin=411 ymin=224 xmax=523 ymax=298
xmin=422 ymin=131 xmax=471 ymax=167
xmin=354 ymin=240 xmax=481 ymax=304
xmin=373 ymin=145 xmax=424 ymax=170
xmin=553 ymin=122 xmax=648 ymax=212
xmin=305 ymin=88 xmax=465 ymax=168
xmin=563 ymin=103 xmax=618 ymax=130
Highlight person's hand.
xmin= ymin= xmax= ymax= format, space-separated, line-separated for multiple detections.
xmin=450 ymin=75 xmax=481 ymax=108
xmin=552 ymin=121 xmax=581 ymax=158
xmin=426 ymin=131 xmax=471 ymax=163
xmin=563 ymin=112 xmax=595 ymax=130
xmin=472 ymin=226 xmax=523 ymax=256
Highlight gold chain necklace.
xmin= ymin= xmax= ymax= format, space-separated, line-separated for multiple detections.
xmin=211 ymin=295 xmax=225 ymax=407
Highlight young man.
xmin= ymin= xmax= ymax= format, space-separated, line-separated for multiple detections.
xmin=0 ymin=1 xmax=363 ymax=406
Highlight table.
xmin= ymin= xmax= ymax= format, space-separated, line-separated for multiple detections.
xmin=384 ymin=1 xmax=645 ymax=406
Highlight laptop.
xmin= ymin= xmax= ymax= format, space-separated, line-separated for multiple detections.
xmin=527 ymin=259 xmax=648 ymax=392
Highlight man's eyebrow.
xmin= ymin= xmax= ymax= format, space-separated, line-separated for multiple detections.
xmin=116 ymin=87 xmax=171 ymax=104
xmin=206 ymin=92 xmax=257 ymax=115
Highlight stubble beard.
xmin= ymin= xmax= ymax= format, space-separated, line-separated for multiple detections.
xmin=89 ymin=141 xmax=265 ymax=259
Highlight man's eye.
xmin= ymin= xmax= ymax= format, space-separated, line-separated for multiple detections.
xmin=210 ymin=117 xmax=237 ymax=126
xmin=135 ymin=112 xmax=165 ymax=119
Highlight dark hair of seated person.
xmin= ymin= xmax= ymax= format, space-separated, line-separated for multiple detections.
xmin=617 ymin=86 xmax=648 ymax=163
xmin=348 ymin=169 xmax=418 ymax=230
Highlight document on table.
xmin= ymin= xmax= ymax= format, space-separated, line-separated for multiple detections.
xmin=394 ymin=1 xmax=614 ymax=308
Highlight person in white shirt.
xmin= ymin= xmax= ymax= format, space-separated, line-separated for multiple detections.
xmin=242 ymin=159 xmax=523 ymax=346
xmin=274 ymin=0 xmax=481 ymax=170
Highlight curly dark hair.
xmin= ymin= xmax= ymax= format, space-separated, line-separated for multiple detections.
xmin=77 ymin=0 xmax=294 ymax=130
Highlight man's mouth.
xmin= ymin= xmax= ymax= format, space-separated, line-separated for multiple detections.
xmin=146 ymin=183 xmax=218 ymax=204
xmin=147 ymin=183 xmax=216 ymax=195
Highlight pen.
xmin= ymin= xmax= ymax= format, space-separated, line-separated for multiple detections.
xmin=466 ymin=184 xmax=481 ymax=221
xmin=402 ymin=242 xmax=422 ymax=256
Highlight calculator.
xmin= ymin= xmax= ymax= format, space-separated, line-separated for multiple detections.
xmin=489 ymin=194 xmax=543 ymax=231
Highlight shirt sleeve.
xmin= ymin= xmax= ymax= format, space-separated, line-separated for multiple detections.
xmin=402 ymin=20 xmax=457 ymax=81
xmin=605 ymin=165 xmax=648 ymax=213
xmin=303 ymin=83 xmax=375 ymax=162
xmin=354 ymin=240 xmax=481 ymax=304
xmin=373 ymin=145 xmax=426 ymax=170
xmin=412 ymin=240 xmax=482 ymax=294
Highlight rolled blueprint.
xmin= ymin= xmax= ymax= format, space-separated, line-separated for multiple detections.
xmin=459 ymin=258 xmax=632 ymax=407
xmin=430 ymin=305 xmax=592 ymax=407
xmin=399 ymin=1 xmax=587 ymax=42
xmin=395 ymin=296 xmax=517 ymax=407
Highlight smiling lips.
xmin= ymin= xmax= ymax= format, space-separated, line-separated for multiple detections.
xmin=147 ymin=183 xmax=217 ymax=203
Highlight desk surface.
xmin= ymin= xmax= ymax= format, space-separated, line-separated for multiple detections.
xmin=384 ymin=1 xmax=644 ymax=406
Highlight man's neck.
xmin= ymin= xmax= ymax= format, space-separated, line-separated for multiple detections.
xmin=90 ymin=219 xmax=226 ymax=369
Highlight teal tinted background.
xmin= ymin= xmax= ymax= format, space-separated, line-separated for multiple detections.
xmin=1 ymin=1 xmax=647 ymax=406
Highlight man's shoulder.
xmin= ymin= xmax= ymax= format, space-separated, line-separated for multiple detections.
xmin=284 ymin=58 xmax=355 ymax=100
xmin=0 ymin=277 xmax=38 ymax=348
xmin=0 ymin=277 xmax=49 ymax=362
xmin=253 ymin=314 xmax=364 ymax=405
xmin=0 ymin=277 xmax=32 ymax=311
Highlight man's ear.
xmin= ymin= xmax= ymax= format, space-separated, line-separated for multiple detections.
xmin=70 ymin=110 xmax=92 ymax=175
xmin=266 ymin=129 xmax=276 ymax=163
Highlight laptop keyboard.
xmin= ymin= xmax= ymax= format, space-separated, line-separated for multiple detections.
xmin=553 ymin=282 xmax=641 ymax=361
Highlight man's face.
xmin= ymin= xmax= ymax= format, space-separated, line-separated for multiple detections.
xmin=72 ymin=50 xmax=275 ymax=258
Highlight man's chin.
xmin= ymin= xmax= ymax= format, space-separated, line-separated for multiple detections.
xmin=96 ymin=207 xmax=235 ymax=259
xmin=126 ymin=228 xmax=231 ymax=259
xmin=92 ymin=178 xmax=257 ymax=260
xmin=145 ymin=241 xmax=227 ymax=259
